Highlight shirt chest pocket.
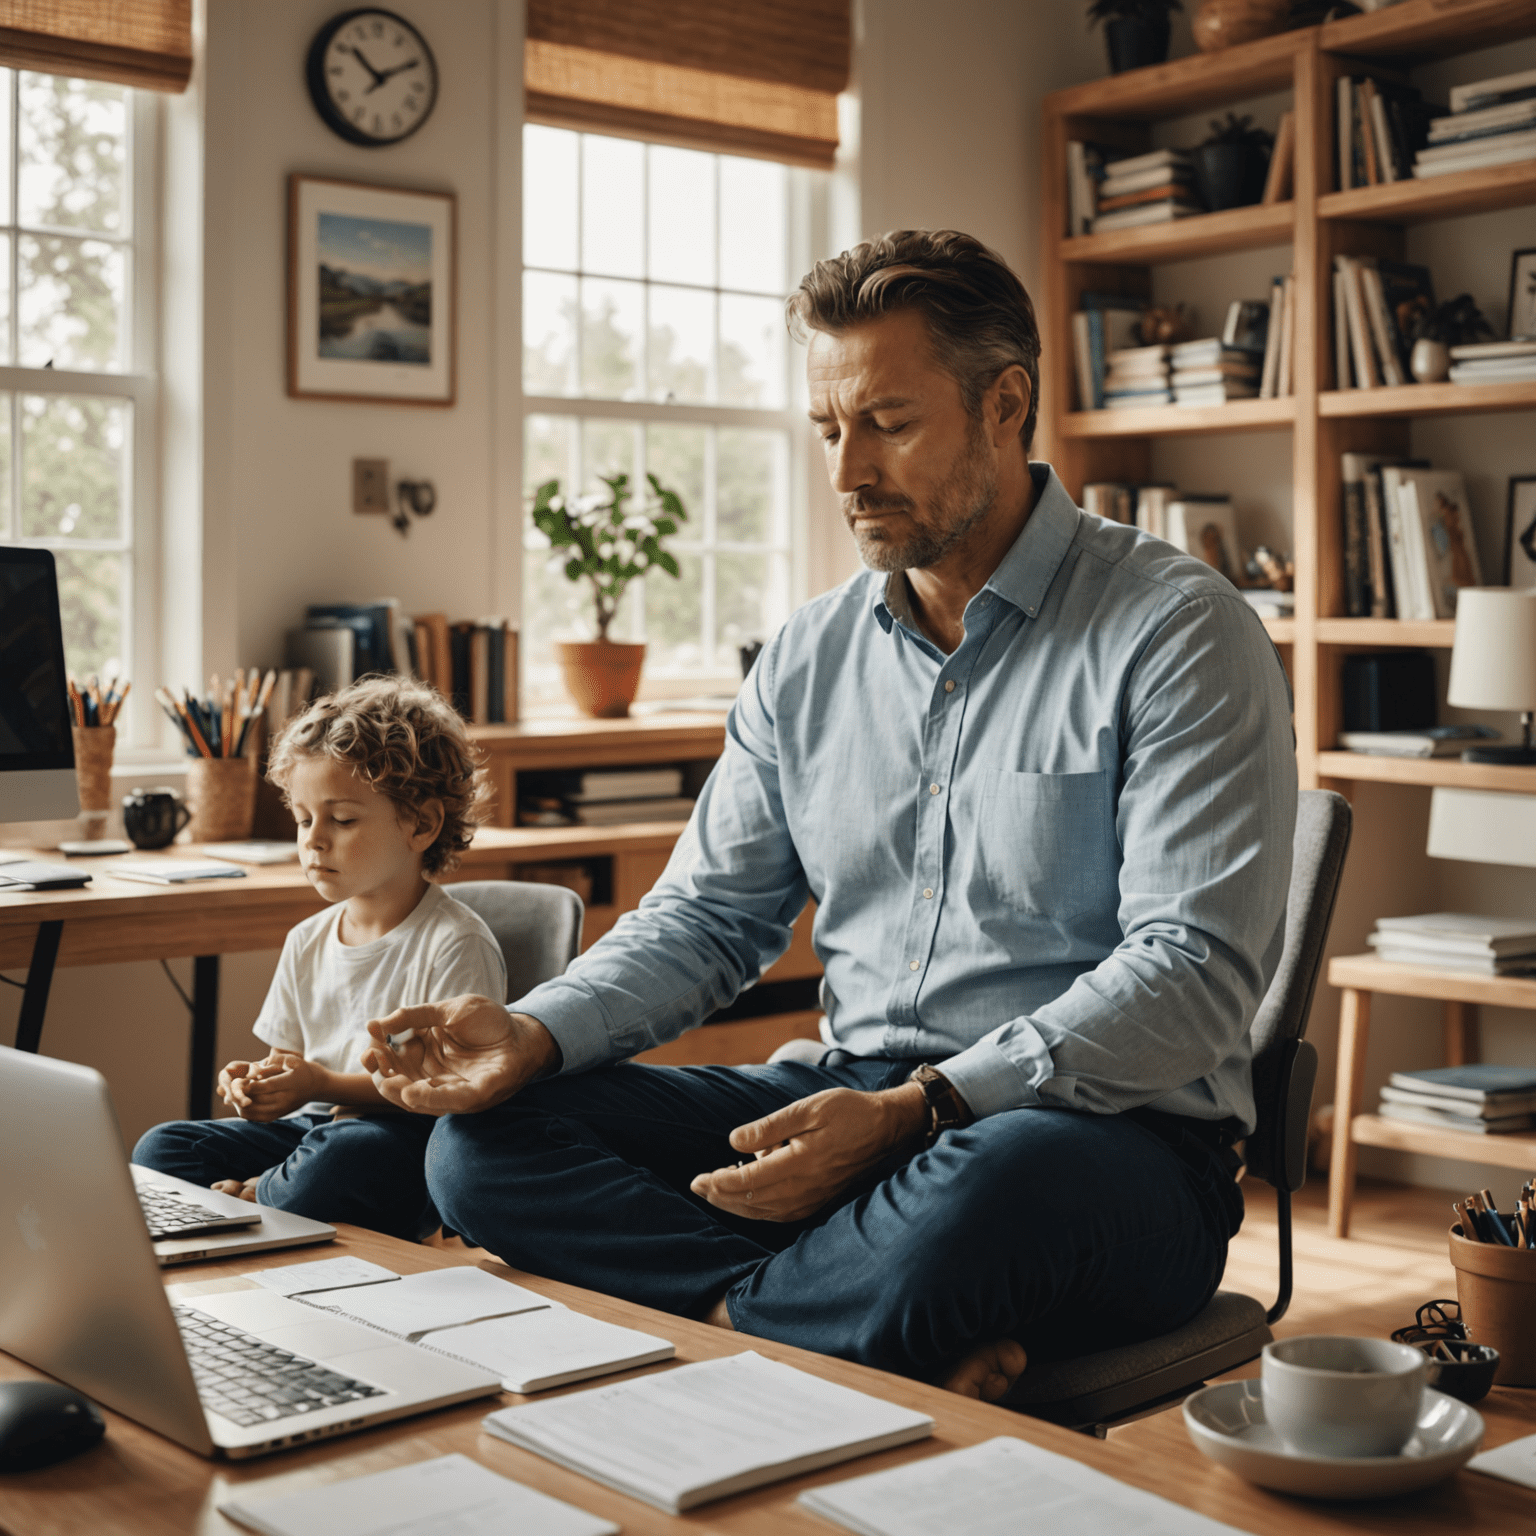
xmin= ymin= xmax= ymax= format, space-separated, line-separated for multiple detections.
xmin=978 ymin=769 xmax=1115 ymax=919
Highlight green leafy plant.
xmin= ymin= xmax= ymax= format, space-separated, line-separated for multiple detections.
xmin=1199 ymin=112 xmax=1274 ymax=150
xmin=1410 ymin=293 xmax=1496 ymax=346
xmin=1087 ymin=0 xmax=1181 ymax=22
xmin=530 ymin=473 xmax=688 ymax=642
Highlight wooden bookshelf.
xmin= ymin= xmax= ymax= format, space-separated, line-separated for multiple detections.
xmin=1318 ymin=157 xmax=1536 ymax=223
xmin=1314 ymin=617 xmax=1456 ymax=647
xmin=1060 ymin=396 xmax=1294 ymax=438
xmin=1316 ymin=752 xmax=1536 ymax=793
xmin=1060 ymin=200 xmax=1295 ymax=265
xmin=1319 ymin=378 xmax=1536 ymax=418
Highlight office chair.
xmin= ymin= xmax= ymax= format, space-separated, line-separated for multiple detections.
xmin=444 ymin=880 xmax=584 ymax=1003
xmin=1003 ymin=788 xmax=1353 ymax=1433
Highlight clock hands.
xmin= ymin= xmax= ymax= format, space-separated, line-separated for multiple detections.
xmin=350 ymin=46 xmax=388 ymax=87
xmin=364 ymin=57 xmax=421 ymax=93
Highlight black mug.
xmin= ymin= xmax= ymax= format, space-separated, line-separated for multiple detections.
xmin=123 ymin=786 xmax=191 ymax=850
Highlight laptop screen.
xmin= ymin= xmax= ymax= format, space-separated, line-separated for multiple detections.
xmin=0 ymin=547 xmax=74 ymax=769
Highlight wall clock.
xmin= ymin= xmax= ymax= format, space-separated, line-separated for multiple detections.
xmin=305 ymin=8 xmax=438 ymax=147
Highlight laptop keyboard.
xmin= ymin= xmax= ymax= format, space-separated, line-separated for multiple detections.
xmin=174 ymin=1305 xmax=388 ymax=1427
xmin=138 ymin=1186 xmax=251 ymax=1240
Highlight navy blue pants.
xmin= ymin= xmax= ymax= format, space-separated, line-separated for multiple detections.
xmin=132 ymin=1112 xmax=438 ymax=1243
xmin=424 ymin=1058 xmax=1244 ymax=1382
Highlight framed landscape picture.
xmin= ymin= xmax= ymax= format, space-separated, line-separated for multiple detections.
xmin=288 ymin=175 xmax=456 ymax=405
xmin=1506 ymin=476 xmax=1536 ymax=589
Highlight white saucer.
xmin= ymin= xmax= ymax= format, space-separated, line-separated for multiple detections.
xmin=1183 ymin=1380 xmax=1484 ymax=1499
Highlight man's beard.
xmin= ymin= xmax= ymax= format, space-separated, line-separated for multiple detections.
xmin=842 ymin=422 xmax=997 ymax=573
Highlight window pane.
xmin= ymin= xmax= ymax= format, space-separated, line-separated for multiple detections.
xmin=647 ymin=285 xmax=712 ymax=404
xmin=645 ymin=424 xmax=705 ymax=536
xmin=54 ymin=548 xmax=124 ymax=678
xmin=524 ymin=270 xmax=577 ymax=395
xmin=720 ymin=157 xmax=786 ymax=295
xmin=20 ymin=394 xmax=129 ymax=540
xmin=717 ymin=429 xmax=785 ymax=543
xmin=524 ymin=413 xmax=574 ymax=495
xmin=524 ymin=125 xmax=578 ymax=271
xmin=18 ymin=74 xmax=127 ymax=235
xmin=581 ymin=418 xmax=638 ymax=494
xmin=0 ymin=392 xmax=11 ymax=535
xmin=18 ymin=234 xmax=124 ymax=370
xmin=719 ymin=293 xmax=786 ymax=408
xmin=648 ymin=146 xmax=714 ymax=287
xmin=581 ymin=277 xmax=642 ymax=398
xmin=0 ymin=235 xmax=11 ymax=364
xmin=644 ymin=549 xmax=703 ymax=670
xmin=0 ymin=72 xmax=13 ymax=223
xmin=717 ymin=550 xmax=779 ymax=654
xmin=581 ymin=135 xmax=643 ymax=278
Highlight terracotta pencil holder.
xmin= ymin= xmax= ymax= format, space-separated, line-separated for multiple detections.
xmin=186 ymin=755 xmax=257 ymax=843
xmin=1450 ymin=1223 xmax=1536 ymax=1385
xmin=72 ymin=725 xmax=116 ymax=835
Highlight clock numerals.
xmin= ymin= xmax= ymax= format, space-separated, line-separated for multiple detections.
xmin=311 ymin=10 xmax=436 ymax=144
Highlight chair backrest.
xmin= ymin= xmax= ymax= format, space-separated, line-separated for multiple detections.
xmin=1243 ymin=789 xmax=1353 ymax=1193
xmin=445 ymin=880 xmax=584 ymax=1003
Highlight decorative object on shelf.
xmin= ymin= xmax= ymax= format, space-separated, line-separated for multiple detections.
xmin=1136 ymin=303 xmax=1195 ymax=346
xmin=1506 ymin=476 xmax=1536 ymax=589
xmin=304 ymin=8 xmax=438 ymax=147
xmin=1447 ymin=588 xmax=1536 ymax=764
xmin=1246 ymin=546 xmax=1293 ymax=592
xmin=1410 ymin=295 xmax=1495 ymax=383
xmin=1191 ymin=113 xmax=1273 ymax=211
xmin=1086 ymin=0 xmax=1180 ymax=75
xmin=531 ymin=473 xmax=690 ymax=718
xmin=1191 ymin=0 xmax=1289 ymax=52
xmin=1510 ymin=247 xmax=1536 ymax=340
xmin=287 ymin=174 xmax=456 ymax=406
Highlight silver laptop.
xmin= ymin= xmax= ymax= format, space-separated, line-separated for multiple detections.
xmin=133 ymin=1164 xmax=339 ymax=1267
xmin=0 ymin=1045 xmax=502 ymax=1458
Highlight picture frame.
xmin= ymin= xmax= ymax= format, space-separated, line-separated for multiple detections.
xmin=1504 ymin=476 xmax=1536 ymax=589
xmin=1509 ymin=246 xmax=1536 ymax=341
xmin=287 ymin=174 xmax=456 ymax=405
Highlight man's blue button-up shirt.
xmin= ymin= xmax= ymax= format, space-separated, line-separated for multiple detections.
xmin=517 ymin=464 xmax=1298 ymax=1134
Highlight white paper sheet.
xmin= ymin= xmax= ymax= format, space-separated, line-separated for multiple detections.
xmin=799 ymin=1437 xmax=1256 ymax=1536
xmin=218 ymin=1452 xmax=617 ymax=1536
xmin=1469 ymin=1430 xmax=1536 ymax=1490
xmin=245 ymin=1257 xmax=401 ymax=1296
xmin=484 ymin=1350 xmax=933 ymax=1512
xmin=428 ymin=1305 xmax=672 ymax=1391
xmin=309 ymin=1266 xmax=548 ymax=1339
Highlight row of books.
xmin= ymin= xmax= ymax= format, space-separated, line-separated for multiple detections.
xmin=1416 ymin=65 xmax=1536 ymax=179
xmin=1338 ymin=455 xmax=1481 ymax=622
xmin=517 ymin=766 xmax=696 ymax=829
xmin=1332 ymin=253 xmax=1429 ymax=389
xmin=286 ymin=600 xmax=520 ymax=725
xmin=1335 ymin=74 xmax=1432 ymax=189
xmin=1100 ymin=338 xmax=1264 ymax=410
xmin=1448 ymin=337 xmax=1536 ymax=386
xmin=1378 ymin=1061 xmax=1536 ymax=1138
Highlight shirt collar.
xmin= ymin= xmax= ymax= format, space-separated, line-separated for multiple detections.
xmin=871 ymin=462 xmax=1081 ymax=634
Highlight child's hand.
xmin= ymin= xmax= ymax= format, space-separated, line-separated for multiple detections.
xmin=217 ymin=1059 xmax=256 ymax=1115
xmin=236 ymin=1050 xmax=322 ymax=1122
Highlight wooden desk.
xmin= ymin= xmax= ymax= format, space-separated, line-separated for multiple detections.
xmin=1326 ymin=954 xmax=1536 ymax=1239
xmin=2 ymin=1229 xmax=1531 ymax=1535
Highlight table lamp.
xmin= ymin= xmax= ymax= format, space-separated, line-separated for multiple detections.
xmin=1447 ymin=588 xmax=1536 ymax=764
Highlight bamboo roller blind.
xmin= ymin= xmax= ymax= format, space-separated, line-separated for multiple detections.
xmin=0 ymin=0 xmax=191 ymax=92
xmin=526 ymin=0 xmax=851 ymax=169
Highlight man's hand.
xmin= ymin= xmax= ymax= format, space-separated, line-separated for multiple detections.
xmin=690 ymin=1082 xmax=929 ymax=1222
xmin=361 ymin=996 xmax=562 ymax=1116
xmin=225 ymin=1050 xmax=321 ymax=1122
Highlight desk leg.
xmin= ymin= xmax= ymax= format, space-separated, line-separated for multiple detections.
xmin=15 ymin=920 xmax=63 ymax=1052
xmin=1328 ymin=987 xmax=1371 ymax=1240
xmin=188 ymin=956 xmax=219 ymax=1120
xmin=1443 ymin=1001 xmax=1480 ymax=1068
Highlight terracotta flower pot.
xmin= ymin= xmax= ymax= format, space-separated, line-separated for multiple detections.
xmin=556 ymin=640 xmax=646 ymax=719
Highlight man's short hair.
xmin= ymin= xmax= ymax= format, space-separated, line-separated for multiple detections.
xmin=268 ymin=676 xmax=490 ymax=875
xmin=786 ymin=230 xmax=1042 ymax=452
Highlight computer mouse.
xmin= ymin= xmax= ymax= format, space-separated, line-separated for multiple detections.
xmin=0 ymin=1381 xmax=106 ymax=1472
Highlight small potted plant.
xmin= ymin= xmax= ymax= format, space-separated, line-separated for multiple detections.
xmin=1192 ymin=112 xmax=1273 ymax=211
xmin=1408 ymin=294 xmax=1495 ymax=384
xmin=530 ymin=472 xmax=688 ymax=718
xmin=1087 ymin=0 xmax=1181 ymax=74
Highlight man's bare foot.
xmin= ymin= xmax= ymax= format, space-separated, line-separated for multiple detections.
xmin=942 ymin=1339 xmax=1027 ymax=1401
xmin=211 ymin=1177 xmax=260 ymax=1202
xmin=703 ymin=1294 xmax=737 ymax=1331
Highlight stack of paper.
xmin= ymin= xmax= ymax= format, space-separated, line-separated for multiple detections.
xmin=1369 ymin=913 xmax=1536 ymax=974
xmin=1378 ymin=1064 xmax=1536 ymax=1137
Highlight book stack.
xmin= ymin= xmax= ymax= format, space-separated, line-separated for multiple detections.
xmin=1378 ymin=1065 xmax=1536 ymax=1137
xmin=1338 ymin=725 xmax=1500 ymax=758
xmin=1081 ymin=483 xmax=1135 ymax=524
xmin=1414 ymin=67 xmax=1536 ymax=179
xmin=1102 ymin=344 xmax=1171 ymax=408
xmin=1336 ymin=74 xmax=1431 ymax=189
xmin=1069 ymin=292 xmax=1144 ymax=410
xmin=1090 ymin=148 xmax=1199 ymax=232
xmin=1369 ymin=913 xmax=1536 ymax=975
xmin=1448 ymin=338 xmax=1536 ymax=386
xmin=1332 ymin=254 xmax=1432 ymax=389
xmin=518 ymin=766 xmax=696 ymax=828
xmin=1169 ymin=338 xmax=1262 ymax=406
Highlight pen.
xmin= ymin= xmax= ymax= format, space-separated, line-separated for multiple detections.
xmin=386 ymin=1027 xmax=416 ymax=1050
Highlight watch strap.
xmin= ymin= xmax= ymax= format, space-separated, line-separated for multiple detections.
xmin=908 ymin=1064 xmax=974 ymax=1148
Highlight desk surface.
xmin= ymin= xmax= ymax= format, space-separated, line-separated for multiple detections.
xmin=0 ymin=1228 xmax=1532 ymax=1536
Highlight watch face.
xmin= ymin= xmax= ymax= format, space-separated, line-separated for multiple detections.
xmin=308 ymin=9 xmax=438 ymax=146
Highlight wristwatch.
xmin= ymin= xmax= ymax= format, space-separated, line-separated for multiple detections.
xmin=908 ymin=1064 xmax=975 ymax=1148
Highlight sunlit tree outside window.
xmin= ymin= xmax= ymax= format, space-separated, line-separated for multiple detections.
xmin=522 ymin=126 xmax=806 ymax=693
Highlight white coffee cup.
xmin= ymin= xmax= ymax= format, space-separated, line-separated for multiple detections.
xmin=1261 ymin=1336 xmax=1436 ymax=1458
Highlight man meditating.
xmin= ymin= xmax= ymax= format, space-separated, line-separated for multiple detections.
xmin=365 ymin=230 xmax=1297 ymax=1402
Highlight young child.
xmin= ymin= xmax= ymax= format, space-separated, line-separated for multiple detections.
xmin=132 ymin=677 xmax=506 ymax=1241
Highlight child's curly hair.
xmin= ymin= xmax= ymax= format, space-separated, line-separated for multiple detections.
xmin=267 ymin=677 xmax=491 ymax=876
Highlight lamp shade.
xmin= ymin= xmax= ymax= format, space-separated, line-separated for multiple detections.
xmin=1447 ymin=589 xmax=1536 ymax=712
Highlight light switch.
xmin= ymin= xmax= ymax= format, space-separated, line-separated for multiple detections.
xmin=353 ymin=458 xmax=390 ymax=514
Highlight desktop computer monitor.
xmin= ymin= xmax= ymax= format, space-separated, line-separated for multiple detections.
xmin=0 ymin=546 xmax=79 ymax=821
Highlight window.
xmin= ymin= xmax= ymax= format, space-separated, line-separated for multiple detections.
xmin=522 ymin=125 xmax=815 ymax=694
xmin=0 ymin=72 xmax=156 ymax=735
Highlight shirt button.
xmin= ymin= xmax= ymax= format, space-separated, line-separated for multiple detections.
xmin=929 ymin=783 xmax=940 ymax=795
xmin=944 ymin=680 xmax=956 ymax=693
xmin=909 ymin=960 xmax=920 ymax=971
xmin=923 ymin=888 xmax=934 ymax=899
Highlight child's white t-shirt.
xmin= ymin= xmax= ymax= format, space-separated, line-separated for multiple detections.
xmin=253 ymin=882 xmax=507 ymax=1115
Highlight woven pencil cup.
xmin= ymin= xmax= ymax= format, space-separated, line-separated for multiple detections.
xmin=72 ymin=725 xmax=116 ymax=831
xmin=187 ymin=756 xmax=257 ymax=843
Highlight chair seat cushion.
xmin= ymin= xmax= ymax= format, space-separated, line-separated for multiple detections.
xmin=1005 ymin=1290 xmax=1271 ymax=1427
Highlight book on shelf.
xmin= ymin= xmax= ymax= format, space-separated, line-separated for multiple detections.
xmin=1082 ymin=483 xmax=1135 ymax=524
xmin=447 ymin=618 xmax=519 ymax=725
xmin=1172 ymin=382 xmax=1258 ymax=406
xmin=1090 ymin=200 xmax=1200 ymax=232
xmin=1133 ymin=484 xmax=1176 ymax=539
xmin=1338 ymin=75 xmax=1432 ymax=190
xmin=1396 ymin=469 xmax=1482 ymax=618
xmin=1101 ymin=147 xmax=1191 ymax=180
xmin=1380 ymin=1084 xmax=1536 ymax=1119
xmin=1368 ymin=942 xmax=1536 ymax=976
xmin=1065 ymin=140 xmax=1105 ymax=236
xmin=1103 ymin=342 xmax=1171 ymax=407
xmin=1340 ymin=451 xmax=1391 ymax=617
xmin=568 ymin=768 xmax=685 ymax=803
xmin=1262 ymin=110 xmax=1294 ymax=203
xmin=1094 ymin=183 xmax=1200 ymax=213
xmin=1222 ymin=298 xmax=1270 ymax=354
xmin=1164 ymin=497 xmax=1241 ymax=582
xmin=1376 ymin=914 xmax=1536 ymax=955
xmin=570 ymin=796 xmax=696 ymax=826
xmin=1377 ymin=1101 xmax=1536 ymax=1133
xmin=1390 ymin=1062 xmax=1536 ymax=1098
xmin=1447 ymin=340 xmax=1536 ymax=384
xmin=1258 ymin=274 xmax=1286 ymax=398
xmin=1339 ymin=725 xmax=1500 ymax=758
xmin=1275 ymin=273 xmax=1296 ymax=398
xmin=1070 ymin=292 xmax=1143 ymax=410
xmin=1242 ymin=588 xmax=1293 ymax=617
xmin=1448 ymin=66 xmax=1536 ymax=116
